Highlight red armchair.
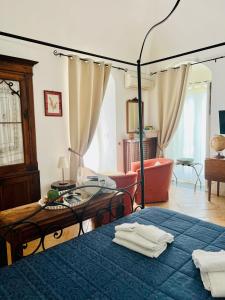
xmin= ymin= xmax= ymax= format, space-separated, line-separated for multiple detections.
xmin=99 ymin=172 xmax=138 ymax=225
xmin=131 ymin=158 xmax=173 ymax=204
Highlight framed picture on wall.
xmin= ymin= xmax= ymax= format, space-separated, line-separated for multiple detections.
xmin=44 ymin=90 xmax=62 ymax=116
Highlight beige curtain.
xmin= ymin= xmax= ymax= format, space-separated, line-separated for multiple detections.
xmin=69 ymin=55 xmax=111 ymax=180
xmin=156 ymin=64 xmax=190 ymax=156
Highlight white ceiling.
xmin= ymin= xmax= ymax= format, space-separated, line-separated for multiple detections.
xmin=0 ymin=0 xmax=180 ymax=63
xmin=1 ymin=0 xmax=225 ymax=65
xmin=148 ymin=0 xmax=225 ymax=66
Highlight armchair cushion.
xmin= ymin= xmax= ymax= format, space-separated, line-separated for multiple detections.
xmin=131 ymin=158 xmax=173 ymax=204
xmin=97 ymin=172 xmax=138 ymax=225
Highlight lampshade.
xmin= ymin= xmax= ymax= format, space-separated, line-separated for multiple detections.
xmin=57 ymin=156 xmax=69 ymax=169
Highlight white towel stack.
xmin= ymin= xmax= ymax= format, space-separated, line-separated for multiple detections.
xmin=192 ymin=249 xmax=225 ymax=298
xmin=113 ymin=222 xmax=174 ymax=258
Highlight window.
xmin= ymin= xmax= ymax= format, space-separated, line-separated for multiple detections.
xmin=166 ymin=82 xmax=209 ymax=183
xmin=84 ymin=74 xmax=117 ymax=173
xmin=0 ymin=80 xmax=24 ymax=166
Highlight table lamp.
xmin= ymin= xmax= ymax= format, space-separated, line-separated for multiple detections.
xmin=57 ymin=156 xmax=69 ymax=185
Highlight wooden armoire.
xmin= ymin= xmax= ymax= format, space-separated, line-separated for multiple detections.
xmin=0 ymin=55 xmax=40 ymax=210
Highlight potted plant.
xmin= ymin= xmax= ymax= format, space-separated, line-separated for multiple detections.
xmin=144 ymin=125 xmax=157 ymax=138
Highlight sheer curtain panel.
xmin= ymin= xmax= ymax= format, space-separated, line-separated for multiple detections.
xmin=166 ymin=82 xmax=209 ymax=182
xmin=84 ymin=74 xmax=117 ymax=173
xmin=156 ymin=64 xmax=190 ymax=156
xmin=68 ymin=56 xmax=111 ymax=180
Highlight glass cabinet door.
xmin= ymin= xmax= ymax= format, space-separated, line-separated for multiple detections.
xmin=0 ymin=79 xmax=24 ymax=166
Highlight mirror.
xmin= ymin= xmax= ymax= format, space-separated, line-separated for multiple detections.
xmin=0 ymin=79 xmax=24 ymax=166
xmin=126 ymin=98 xmax=144 ymax=133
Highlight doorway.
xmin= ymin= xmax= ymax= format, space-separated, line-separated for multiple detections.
xmin=166 ymin=63 xmax=212 ymax=186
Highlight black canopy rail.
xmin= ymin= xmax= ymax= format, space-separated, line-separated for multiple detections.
xmin=142 ymin=41 xmax=225 ymax=66
xmin=139 ymin=0 xmax=181 ymax=62
xmin=53 ymin=50 xmax=129 ymax=72
xmin=149 ymin=54 xmax=225 ymax=76
xmin=0 ymin=31 xmax=136 ymax=67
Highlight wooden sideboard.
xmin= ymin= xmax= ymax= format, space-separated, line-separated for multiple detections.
xmin=123 ymin=138 xmax=157 ymax=173
xmin=205 ymin=158 xmax=225 ymax=201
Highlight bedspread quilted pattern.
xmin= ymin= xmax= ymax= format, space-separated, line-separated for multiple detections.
xmin=0 ymin=207 xmax=225 ymax=300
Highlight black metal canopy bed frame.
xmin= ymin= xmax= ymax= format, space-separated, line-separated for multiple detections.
xmin=1 ymin=0 xmax=225 ymax=208
xmin=1 ymin=1 xmax=225 ymax=299
xmin=1 ymin=0 xmax=225 ymax=209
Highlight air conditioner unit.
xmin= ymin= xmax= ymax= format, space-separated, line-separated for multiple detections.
xmin=124 ymin=71 xmax=152 ymax=90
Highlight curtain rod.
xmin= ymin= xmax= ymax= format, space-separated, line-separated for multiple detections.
xmin=142 ymin=41 xmax=225 ymax=66
xmin=2 ymin=30 xmax=225 ymax=71
xmin=0 ymin=31 xmax=136 ymax=67
xmin=150 ymin=54 xmax=225 ymax=75
xmin=53 ymin=50 xmax=128 ymax=72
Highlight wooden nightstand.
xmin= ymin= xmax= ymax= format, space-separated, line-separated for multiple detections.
xmin=51 ymin=180 xmax=76 ymax=191
xmin=205 ymin=158 xmax=225 ymax=201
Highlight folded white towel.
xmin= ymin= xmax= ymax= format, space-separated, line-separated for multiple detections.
xmin=115 ymin=231 xmax=165 ymax=251
xmin=113 ymin=237 xmax=167 ymax=258
xmin=192 ymin=249 xmax=225 ymax=272
xmin=115 ymin=222 xmax=138 ymax=232
xmin=115 ymin=223 xmax=174 ymax=244
xmin=135 ymin=224 xmax=174 ymax=244
xmin=198 ymin=271 xmax=225 ymax=298
xmin=199 ymin=271 xmax=210 ymax=291
xmin=208 ymin=272 xmax=225 ymax=298
xmin=192 ymin=250 xmax=225 ymax=298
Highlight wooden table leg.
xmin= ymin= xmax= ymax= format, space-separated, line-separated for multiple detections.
xmin=10 ymin=241 xmax=23 ymax=264
xmin=217 ymin=181 xmax=220 ymax=197
xmin=208 ymin=180 xmax=211 ymax=202
xmin=0 ymin=238 xmax=8 ymax=267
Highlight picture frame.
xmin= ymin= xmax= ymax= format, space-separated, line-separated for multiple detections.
xmin=44 ymin=90 xmax=62 ymax=116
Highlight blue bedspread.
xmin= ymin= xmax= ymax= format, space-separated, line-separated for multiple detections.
xmin=0 ymin=207 xmax=225 ymax=300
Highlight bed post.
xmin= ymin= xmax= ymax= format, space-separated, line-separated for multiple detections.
xmin=137 ymin=59 xmax=145 ymax=209
xmin=137 ymin=0 xmax=181 ymax=210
